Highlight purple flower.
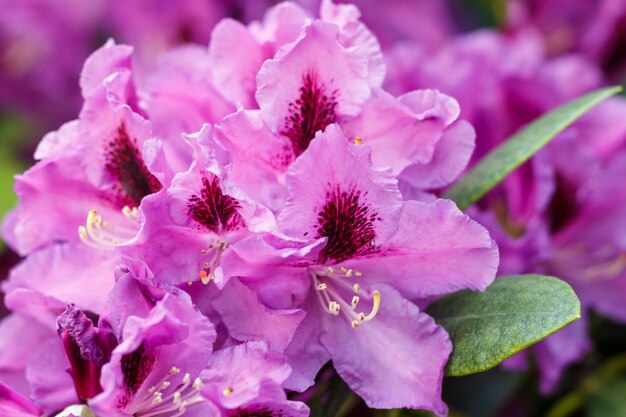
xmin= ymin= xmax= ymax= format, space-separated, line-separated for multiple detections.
xmin=120 ymin=125 xmax=276 ymax=287
xmin=199 ymin=342 xmax=309 ymax=416
xmin=90 ymin=289 xmax=217 ymax=417
xmin=225 ymin=125 xmax=498 ymax=413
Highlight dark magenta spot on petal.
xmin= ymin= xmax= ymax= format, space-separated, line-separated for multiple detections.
xmin=316 ymin=187 xmax=377 ymax=262
xmin=231 ymin=407 xmax=284 ymax=417
xmin=281 ymin=72 xmax=338 ymax=157
xmin=105 ymin=123 xmax=162 ymax=208
xmin=120 ymin=343 xmax=155 ymax=395
xmin=188 ymin=174 xmax=245 ymax=233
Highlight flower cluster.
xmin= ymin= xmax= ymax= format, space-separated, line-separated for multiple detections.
xmin=0 ymin=2 xmax=500 ymax=417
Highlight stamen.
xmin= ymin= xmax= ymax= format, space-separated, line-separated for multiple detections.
xmin=310 ymin=266 xmax=380 ymax=329
xmin=354 ymin=136 xmax=363 ymax=145
xmin=78 ymin=209 xmax=138 ymax=250
xmin=223 ymin=387 xmax=233 ymax=396
xmin=196 ymin=239 xmax=228 ymax=285
xmin=360 ymin=290 xmax=381 ymax=322
xmin=135 ymin=367 xmax=204 ymax=417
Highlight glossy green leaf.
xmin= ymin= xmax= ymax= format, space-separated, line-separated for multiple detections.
xmin=428 ymin=275 xmax=581 ymax=376
xmin=444 ymin=86 xmax=622 ymax=210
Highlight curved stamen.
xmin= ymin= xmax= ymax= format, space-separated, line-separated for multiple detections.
xmin=78 ymin=208 xmax=138 ymax=250
xmin=134 ymin=368 xmax=204 ymax=417
xmin=310 ymin=265 xmax=380 ymax=330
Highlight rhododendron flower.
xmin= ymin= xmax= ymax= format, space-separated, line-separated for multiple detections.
xmin=121 ymin=125 xmax=276 ymax=287
xmin=223 ymin=125 xmax=498 ymax=414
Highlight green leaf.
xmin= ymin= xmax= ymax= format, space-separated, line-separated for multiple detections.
xmin=587 ymin=377 xmax=626 ymax=417
xmin=444 ymin=86 xmax=622 ymax=210
xmin=427 ymin=275 xmax=581 ymax=376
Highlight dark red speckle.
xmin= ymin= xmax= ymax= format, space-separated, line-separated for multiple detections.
xmin=120 ymin=343 xmax=155 ymax=395
xmin=281 ymin=72 xmax=338 ymax=157
xmin=188 ymin=174 xmax=245 ymax=233
xmin=316 ymin=186 xmax=378 ymax=262
xmin=231 ymin=407 xmax=285 ymax=417
xmin=105 ymin=123 xmax=162 ymax=207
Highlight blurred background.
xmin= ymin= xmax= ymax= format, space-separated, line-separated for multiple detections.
xmin=1 ymin=1 xmax=626 ymax=416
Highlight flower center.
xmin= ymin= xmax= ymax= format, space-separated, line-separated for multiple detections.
xmin=316 ymin=187 xmax=378 ymax=263
xmin=188 ymin=175 xmax=245 ymax=234
xmin=132 ymin=367 xmax=204 ymax=417
xmin=309 ymin=265 xmax=380 ymax=329
xmin=105 ymin=123 xmax=162 ymax=208
xmin=78 ymin=207 xmax=140 ymax=250
xmin=281 ymin=72 xmax=338 ymax=157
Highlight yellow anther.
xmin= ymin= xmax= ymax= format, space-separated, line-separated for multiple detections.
xmin=351 ymin=320 xmax=360 ymax=328
xmin=199 ymin=270 xmax=209 ymax=284
xmin=346 ymin=269 xmax=353 ymax=277
xmin=223 ymin=387 xmax=233 ymax=396
xmin=169 ymin=367 xmax=181 ymax=375
xmin=327 ymin=266 xmax=334 ymax=274
xmin=354 ymin=136 xmax=363 ymax=145
xmin=351 ymin=296 xmax=360 ymax=309
xmin=193 ymin=378 xmax=204 ymax=390
xmin=354 ymin=270 xmax=362 ymax=277
xmin=340 ymin=267 xmax=347 ymax=273
xmin=353 ymin=283 xmax=361 ymax=293
xmin=316 ymin=283 xmax=328 ymax=291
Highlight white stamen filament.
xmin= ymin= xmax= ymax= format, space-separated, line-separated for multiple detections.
xmin=134 ymin=369 xmax=204 ymax=417
xmin=78 ymin=208 xmax=138 ymax=250
xmin=310 ymin=265 xmax=380 ymax=329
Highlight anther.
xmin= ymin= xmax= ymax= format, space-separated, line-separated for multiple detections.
xmin=316 ymin=283 xmax=328 ymax=291
xmin=351 ymin=296 xmax=360 ymax=309
xmin=346 ymin=269 xmax=353 ymax=277
xmin=354 ymin=136 xmax=363 ymax=145
xmin=351 ymin=320 xmax=360 ymax=328
xmin=223 ymin=387 xmax=233 ymax=396
xmin=353 ymin=283 xmax=361 ymax=293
